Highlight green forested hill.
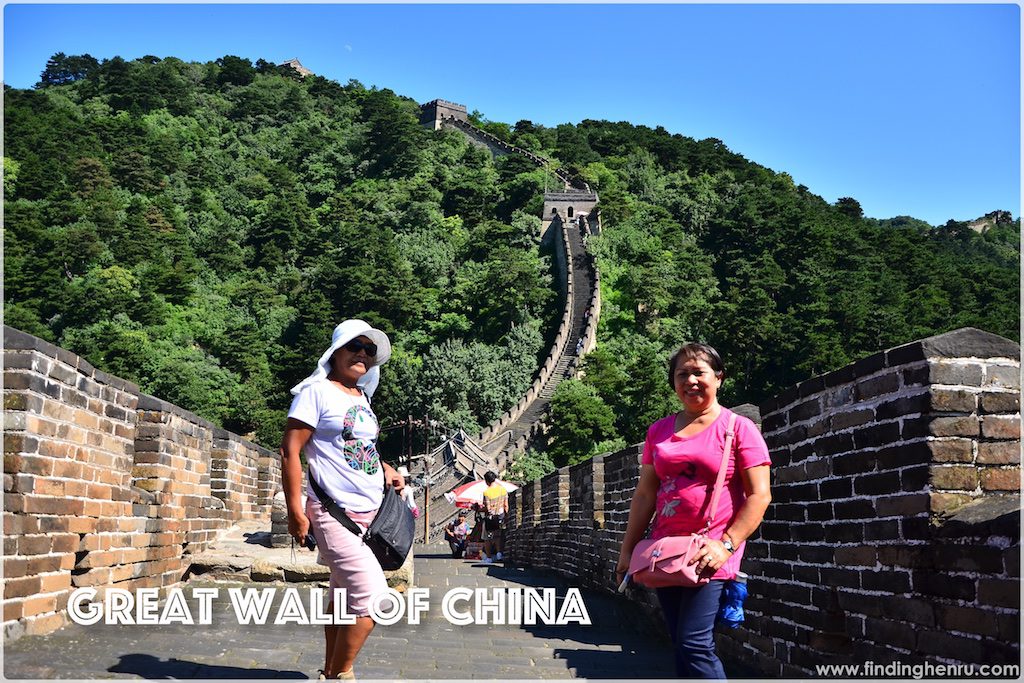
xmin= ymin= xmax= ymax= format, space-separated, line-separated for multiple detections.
xmin=5 ymin=54 xmax=1019 ymax=463
xmin=492 ymin=117 xmax=1018 ymax=462
xmin=4 ymin=54 xmax=559 ymax=448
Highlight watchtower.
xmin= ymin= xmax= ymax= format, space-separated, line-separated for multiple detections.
xmin=542 ymin=191 xmax=600 ymax=239
xmin=420 ymin=99 xmax=469 ymax=130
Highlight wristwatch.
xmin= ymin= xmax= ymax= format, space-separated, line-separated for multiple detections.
xmin=722 ymin=538 xmax=736 ymax=554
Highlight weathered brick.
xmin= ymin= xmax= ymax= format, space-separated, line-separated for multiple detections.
xmin=982 ymin=415 xmax=1020 ymax=439
xmin=928 ymin=388 xmax=978 ymax=413
xmin=900 ymin=416 xmax=932 ymax=440
xmin=852 ymin=423 xmax=901 ymax=450
xmin=26 ymin=555 xmax=62 ymax=574
xmin=875 ymin=493 xmax=929 ymax=516
xmin=877 ymin=393 xmax=930 ymax=420
xmin=928 ymin=545 xmax=1005 ymax=574
xmin=864 ymin=617 xmax=916 ymax=649
xmin=977 ymin=578 xmax=1020 ymax=608
xmin=927 ymin=361 xmax=984 ymax=387
xmin=829 ymin=408 xmax=874 ymax=431
xmin=831 ymin=498 xmax=873 ymax=519
xmin=980 ymin=391 xmax=1020 ymax=413
xmin=879 ymin=596 xmax=936 ymax=627
xmin=833 ymin=545 xmax=876 ymax=566
xmin=929 ymin=416 xmax=980 ymax=437
xmin=854 ymin=471 xmax=901 ymax=496
xmin=819 ymin=477 xmax=853 ymax=499
xmin=19 ymin=611 xmax=66 ymax=637
xmin=857 ymin=373 xmax=899 ymax=401
xmin=824 ymin=523 xmax=864 ymax=544
xmin=915 ymin=630 xmax=986 ymax=662
xmin=930 ymin=465 xmax=979 ymax=491
xmin=926 ymin=438 xmax=974 ymax=463
xmin=837 ymin=589 xmax=882 ymax=617
xmin=912 ymin=571 xmax=976 ymax=600
xmin=832 ymin=452 xmax=876 ymax=477
xmin=933 ymin=606 xmax=995 ymax=638
xmin=1004 ymin=546 xmax=1020 ymax=578
xmin=929 ymin=492 xmax=974 ymax=515
xmin=981 ymin=467 xmax=1020 ymax=491
xmin=3 ymin=575 xmax=42 ymax=599
xmin=985 ymin=365 xmax=1021 ymax=390
xmin=864 ymin=519 xmax=899 ymax=541
xmin=902 ymin=365 xmax=930 ymax=387
xmin=788 ymin=398 xmax=821 ymax=423
xmin=806 ymin=501 xmax=833 ymax=521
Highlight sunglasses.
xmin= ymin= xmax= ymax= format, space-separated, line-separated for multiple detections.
xmin=342 ymin=339 xmax=378 ymax=357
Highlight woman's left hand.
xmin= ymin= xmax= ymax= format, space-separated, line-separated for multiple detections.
xmin=689 ymin=539 xmax=731 ymax=576
xmin=383 ymin=463 xmax=405 ymax=493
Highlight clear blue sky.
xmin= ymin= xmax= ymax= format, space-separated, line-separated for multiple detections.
xmin=3 ymin=3 xmax=1020 ymax=226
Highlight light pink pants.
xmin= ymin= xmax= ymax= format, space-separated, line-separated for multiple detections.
xmin=306 ymin=498 xmax=387 ymax=617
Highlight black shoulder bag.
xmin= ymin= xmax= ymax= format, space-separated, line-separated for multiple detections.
xmin=308 ymin=472 xmax=415 ymax=571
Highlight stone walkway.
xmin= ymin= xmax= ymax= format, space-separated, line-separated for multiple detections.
xmin=3 ymin=544 xmax=677 ymax=680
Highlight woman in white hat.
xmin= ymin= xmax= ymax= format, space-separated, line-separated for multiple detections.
xmin=280 ymin=319 xmax=405 ymax=680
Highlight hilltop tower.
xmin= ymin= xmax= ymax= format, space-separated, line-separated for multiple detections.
xmin=420 ymin=99 xmax=469 ymax=130
xmin=280 ymin=58 xmax=313 ymax=77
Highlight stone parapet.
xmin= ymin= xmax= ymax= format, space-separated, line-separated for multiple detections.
xmin=3 ymin=326 xmax=278 ymax=641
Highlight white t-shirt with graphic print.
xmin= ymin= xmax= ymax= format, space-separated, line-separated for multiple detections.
xmin=287 ymin=379 xmax=384 ymax=513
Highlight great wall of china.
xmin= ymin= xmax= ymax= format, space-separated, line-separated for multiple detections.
xmin=3 ymin=97 xmax=1019 ymax=674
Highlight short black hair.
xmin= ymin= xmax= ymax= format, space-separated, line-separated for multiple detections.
xmin=484 ymin=471 xmax=497 ymax=485
xmin=668 ymin=343 xmax=725 ymax=390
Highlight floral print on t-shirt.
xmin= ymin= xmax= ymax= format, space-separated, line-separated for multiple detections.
xmin=342 ymin=404 xmax=380 ymax=475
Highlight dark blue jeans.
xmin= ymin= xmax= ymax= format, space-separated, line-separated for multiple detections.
xmin=656 ymin=580 xmax=726 ymax=679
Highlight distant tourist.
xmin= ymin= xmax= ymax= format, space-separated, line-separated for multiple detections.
xmin=397 ymin=466 xmax=420 ymax=518
xmin=445 ymin=512 xmax=472 ymax=558
xmin=615 ymin=343 xmax=772 ymax=679
xmin=481 ymin=471 xmax=509 ymax=563
xmin=280 ymin=319 xmax=405 ymax=680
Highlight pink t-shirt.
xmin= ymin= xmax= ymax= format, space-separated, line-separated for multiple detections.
xmin=641 ymin=407 xmax=771 ymax=579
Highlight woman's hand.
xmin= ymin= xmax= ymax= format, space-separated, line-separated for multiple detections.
xmin=689 ymin=538 xmax=732 ymax=576
xmin=617 ymin=464 xmax=659 ymax=587
xmin=288 ymin=509 xmax=311 ymax=546
xmin=614 ymin=552 xmax=632 ymax=585
xmin=382 ymin=462 xmax=405 ymax=493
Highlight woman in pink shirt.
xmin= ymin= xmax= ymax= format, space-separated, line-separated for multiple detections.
xmin=615 ymin=343 xmax=772 ymax=679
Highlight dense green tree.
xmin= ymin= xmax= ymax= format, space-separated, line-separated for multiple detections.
xmin=545 ymin=381 xmax=618 ymax=467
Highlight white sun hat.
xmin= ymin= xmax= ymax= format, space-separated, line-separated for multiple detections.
xmin=290 ymin=319 xmax=392 ymax=399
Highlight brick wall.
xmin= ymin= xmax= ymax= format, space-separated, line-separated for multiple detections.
xmin=505 ymin=327 xmax=1020 ymax=672
xmin=3 ymin=327 xmax=281 ymax=640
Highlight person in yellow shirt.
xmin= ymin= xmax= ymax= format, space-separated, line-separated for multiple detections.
xmin=481 ymin=471 xmax=508 ymax=563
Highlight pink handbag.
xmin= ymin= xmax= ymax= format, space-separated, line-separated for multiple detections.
xmin=628 ymin=412 xmax=737 ymax=588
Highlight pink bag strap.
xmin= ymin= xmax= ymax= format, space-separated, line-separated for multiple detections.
xmin=701 ymin=411 xmax=737 ymax=531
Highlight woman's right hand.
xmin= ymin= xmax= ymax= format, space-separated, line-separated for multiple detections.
xmin=288 ymin=510 xmax=310 ymax=545
xmin=614 ymin=551 xmax=631 ymax=584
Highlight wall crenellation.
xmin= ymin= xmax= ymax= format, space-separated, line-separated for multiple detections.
xmin=504 ymin=327 xmax=1020 ymax=674
xmin=3 ymin=326 xmax=281 ymax=640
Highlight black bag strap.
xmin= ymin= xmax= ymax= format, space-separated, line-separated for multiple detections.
xmin=308 ymin=470 xmax=364 ymax=538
